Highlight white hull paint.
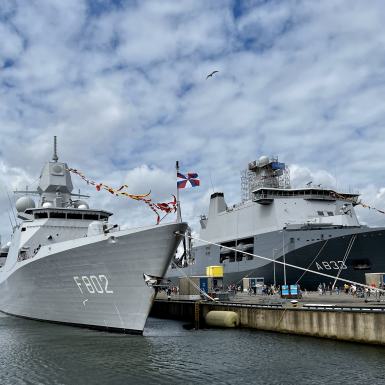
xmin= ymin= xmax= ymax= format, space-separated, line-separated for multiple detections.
xmin=0 ymin=222 xmax=186 ymax=333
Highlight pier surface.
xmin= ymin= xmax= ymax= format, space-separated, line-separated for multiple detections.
xmin=151 ymin=291 xmax=385 ymax=345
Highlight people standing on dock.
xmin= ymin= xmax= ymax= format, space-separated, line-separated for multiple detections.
xmin=335 ymin=286 xmax=340 ymax=295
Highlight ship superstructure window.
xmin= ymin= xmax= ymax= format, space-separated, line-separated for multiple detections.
xmin=35 ymin=212 xmax=48 ymax=219
xmin=327 ymin=211 xmax=334 ymax=216
xmin=317 ymin=211 xmax=324 ymax=216
xmin=84 ymin=214 xmax=99 ymax=220
xmin=30 ymin=209 xmax=112 ymax=222
xmin=67 ymin=213 xmax=82 ymax=219
xmin=252 ymin=187 xmax=359 ymax=204
xmin=50 ymin=212 xmax=66 ymax=219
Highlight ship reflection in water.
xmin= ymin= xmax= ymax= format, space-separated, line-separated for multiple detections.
xmin=1 ymin=314 xmax=385 ymax=385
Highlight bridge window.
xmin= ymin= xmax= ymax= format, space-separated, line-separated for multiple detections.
xmin=35 ymin=212 xmax=48 ymax=219
xmin=50 ymin=212 xmax=66 ymax=219
xmin=67 ymin=213 xmax=82 ymax=219
xmin=84 ymin=214 xmax=99 ymax=220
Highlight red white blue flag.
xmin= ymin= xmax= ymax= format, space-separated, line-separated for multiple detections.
xmin=177 ymin=172 xmax=200 ymax=189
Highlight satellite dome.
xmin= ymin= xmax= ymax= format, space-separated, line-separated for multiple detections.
xmin=258 ymin=155 xmax=269 ymax=166
xmin=15 ymin=196 xmax=36 ymax=212
xmin=75 ymin=200 xmax=89 ymax=209
xmin=42 ymin=202 xmax=53 ymax=208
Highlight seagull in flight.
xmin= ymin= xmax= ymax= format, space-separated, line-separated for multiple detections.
xmin=206 ymin=70 xmax=219 ymax=79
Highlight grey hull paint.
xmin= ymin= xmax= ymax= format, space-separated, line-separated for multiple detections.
xmin=168 ymin=227 xmax=385 ymax=290
xmin=0 ymin=222 xmax=186 ymax=332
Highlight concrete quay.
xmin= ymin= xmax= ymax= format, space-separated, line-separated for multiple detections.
xmin=151 ymin=292 xmax=385 ymax=345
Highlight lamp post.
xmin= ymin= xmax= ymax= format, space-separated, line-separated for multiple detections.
xmin=282 ymin=228 xmax=287 ymax=286
xmin=273 ymin=248 xmax=277 ymax=287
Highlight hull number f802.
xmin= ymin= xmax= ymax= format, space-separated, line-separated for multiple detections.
xmin=73 ymin=275 xmax=114 ymax=294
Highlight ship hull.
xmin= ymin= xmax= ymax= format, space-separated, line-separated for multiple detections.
xmin=0 ymin=222 xmax=186 ymax=333
xmin=168 ymin=227 xmax=385 ymax=290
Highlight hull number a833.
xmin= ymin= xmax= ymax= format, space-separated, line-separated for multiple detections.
xmin=73 ymin=275 xmax=114 ymax=294
xmin=315 ymin=261 xmax=347 ymax=270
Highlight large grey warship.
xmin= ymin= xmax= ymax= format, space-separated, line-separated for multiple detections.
xmin=0 ymin=138 xmax=186 ymax=333
xmin=169 ymin=156 xmax=385 ymax=289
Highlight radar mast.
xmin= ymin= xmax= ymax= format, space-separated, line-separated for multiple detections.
xmin=52 ymin=135 xmax=58 ymax=162
xmin=241 ymin=156 xmax=290 ymax=202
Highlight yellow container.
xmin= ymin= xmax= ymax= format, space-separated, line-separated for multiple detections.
xmin=206 ymin=265 xmax=224 ymax=277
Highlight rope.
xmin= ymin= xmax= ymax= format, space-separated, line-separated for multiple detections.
xmin=177 ymin=232 xmax=385 ymax=294
xmin=231 ymin=239 xmax=288 ymax=289
xmin=332 ymin=234 xmax=356 ymax=289
xmin=170 ymin=261 xmax=217 ymax=302
xmin=295 ymin=239 xmax=329 ymax=285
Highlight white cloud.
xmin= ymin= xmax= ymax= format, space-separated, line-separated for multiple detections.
xmin=1 ymin=0 xmax=385 ymax=241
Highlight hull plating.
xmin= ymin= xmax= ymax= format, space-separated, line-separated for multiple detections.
xmin=168 ymin=227 xmax=385 ymax=290
xmin=0 ymin=223 xmax=186 ymax=332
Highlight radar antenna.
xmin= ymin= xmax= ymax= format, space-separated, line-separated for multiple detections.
xmin=52 ymin=136 xmax=58 ymax=162
xmin=241 ymin=155 xmax=290 ymax=202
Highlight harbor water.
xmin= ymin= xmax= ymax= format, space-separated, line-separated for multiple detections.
xmin=1 ymin=313 xmax=385 ymax=385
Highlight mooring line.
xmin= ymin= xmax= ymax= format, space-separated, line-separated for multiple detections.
xmin=170 ymin=260 xmax=217 ymax=302
xmin=176 ymin=232 xmax=385 ymax=294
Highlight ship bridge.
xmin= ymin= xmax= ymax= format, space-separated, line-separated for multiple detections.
xmin=252 ymin=187 xmax=359 ymax=205
xmin=24 ymin=207 xmax=112 ymax=221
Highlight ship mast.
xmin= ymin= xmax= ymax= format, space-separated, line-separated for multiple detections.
xmin=52 ymin=136 xmax=58 ymax=162
xmin=176 ymin=161 xmax=182 ymax=223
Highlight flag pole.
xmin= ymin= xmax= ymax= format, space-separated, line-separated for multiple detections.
xmin=176 ymin=161 xmax=182 ymax=223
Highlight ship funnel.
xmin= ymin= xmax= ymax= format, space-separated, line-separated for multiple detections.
xmin=208 ymin=192 xmax=227 ymax=217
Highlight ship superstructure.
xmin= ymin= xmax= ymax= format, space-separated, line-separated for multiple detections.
xmin=168 ymin=156 xmax=385 ymax=289
xmin=0 ymin=138 xmax=186 ymax=333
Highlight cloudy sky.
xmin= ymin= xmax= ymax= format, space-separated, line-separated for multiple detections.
xmin=1 ymin=0 xmax=385 ymax=241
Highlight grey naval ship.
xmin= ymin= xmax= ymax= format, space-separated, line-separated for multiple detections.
xmin=0 ymin=139 xmax=186 ymax=333
xmin=169 ymin=156 xmax=385 ymax=290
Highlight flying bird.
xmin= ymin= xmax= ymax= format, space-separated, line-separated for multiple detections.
xmin=206 ymin=70 xmax=219 ymax=79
